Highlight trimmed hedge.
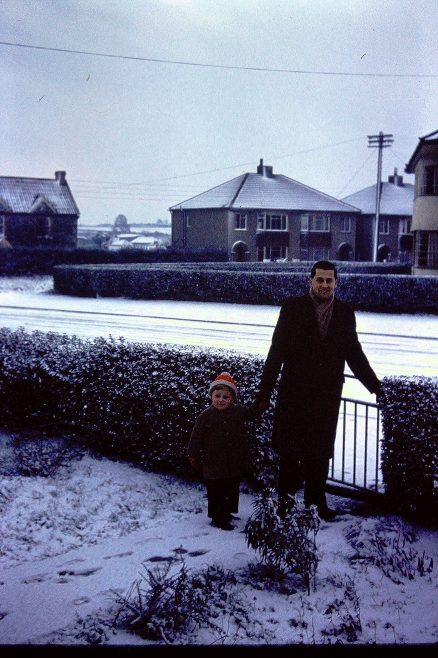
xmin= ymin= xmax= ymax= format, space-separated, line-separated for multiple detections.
xmin=0 ymin=247 xmax=411 ymax=276
xmin=0 ymin=328 xmax=275 ymax=486
xmin=98 ymin=261 xmax=411 ymax=274
xmin=379 ymin=376 xmax=438 ymax=524
xmin=53 ymin=264 xmax=438 ymax=313
xmin=1 ymin=328 xmax=437 ymax=523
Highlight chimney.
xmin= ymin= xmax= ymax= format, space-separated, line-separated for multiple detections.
xmin=388 ymin=167 xmax=403 ymax=186
xmin=55 ymin=171 xmax=66 ymax=185
xmin=257 ymin=158 xmax=273 ymax=177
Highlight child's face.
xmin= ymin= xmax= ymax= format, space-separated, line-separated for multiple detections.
xmin=211 ymin=387 xmax=234 ymax=411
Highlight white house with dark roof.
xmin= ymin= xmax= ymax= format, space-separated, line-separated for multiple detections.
xmin=0 ymin=171 xmax=79 ymax=249
xmin=342 ymin=168 xmax=414 ymax=263
xmin=405 ymin=129 xmax=438 ymax=275
xmin=170 ymin=159 xmax=360 ymax=262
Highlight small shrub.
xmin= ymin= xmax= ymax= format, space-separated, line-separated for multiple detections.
xmin=12 ymin=435 xmax=82 ymax=477
xmin=345 ymin=518 xmax=434 ymax=583
xmin=113 ymin=562 xmax=249 ymax=644
xmin=322 ymin=576 xmax=362 ymax=643
xmin=244 ymin=488 xmax=320 ymax=594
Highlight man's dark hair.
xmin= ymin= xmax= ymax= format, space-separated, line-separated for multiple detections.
xmin=310 ymin=260 xmax=337 ymax=279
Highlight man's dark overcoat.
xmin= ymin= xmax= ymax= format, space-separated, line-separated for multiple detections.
xmin=258 ymin=295 xmax=380 ymax=459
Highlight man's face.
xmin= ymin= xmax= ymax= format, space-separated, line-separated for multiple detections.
xmin=310 ymin=268 xmax=337 ymax=301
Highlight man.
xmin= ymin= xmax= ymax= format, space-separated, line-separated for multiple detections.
xmin=256 ymin=260 xmax=381 ymax=521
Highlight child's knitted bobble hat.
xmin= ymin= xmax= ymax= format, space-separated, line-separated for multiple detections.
xmin=209 ymin=372 xmax=238 ymax=399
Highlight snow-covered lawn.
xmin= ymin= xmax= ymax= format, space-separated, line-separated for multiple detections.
xmin=0 ymin=431 xmax=437 ymax=647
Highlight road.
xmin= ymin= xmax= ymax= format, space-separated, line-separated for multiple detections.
xmin=1 ymin=293 xmax=437 ymax=390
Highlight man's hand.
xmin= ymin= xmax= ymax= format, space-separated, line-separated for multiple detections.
xmin=374 ymin=382 xmax=383 ymax=403
xmin=254 ymin=394 xmax=270 ymax=411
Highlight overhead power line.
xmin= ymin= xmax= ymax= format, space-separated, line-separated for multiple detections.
xmin=70 ymin=137 xmax=365 ymax=189
xmin=1 ymin=40 xmax=437 ymax=78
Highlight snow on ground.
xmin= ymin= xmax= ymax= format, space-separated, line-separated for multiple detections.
xmin=0 ymin=431 xmax=437 ymax=647
xmin=0 ymin=275 xmax=53 ymax=295
xmin=1 ymin=275 xmax=437 ymax=647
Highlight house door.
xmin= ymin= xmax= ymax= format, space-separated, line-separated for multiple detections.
xmin=231 ymin=241 xmax=249 ymax=262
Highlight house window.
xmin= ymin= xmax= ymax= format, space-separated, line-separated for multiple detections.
xmin=257 ymin=213 xmax=287 ymax=231
xmin=399 ymin=218 xmax=411 ymax=234
xmin=235 ymin=213 xmax=247 ymax=230
xmin=300 ymin=215 xmax=309 ymax=232
xmin=379 ymin=218 xmax=390 ymax=235
xmin=340 ymin=216 xmax=351 ymax=233
xmin=420 ymin=165 xmax=438 ymax=195
xmin=300 ymin=213 xmax=330 ymax=231
xmin=257 ymin=245 xmax=288 ymax=261
xmin=416 ymin=231 xmax=438 ymax=269
xmin=185 ymin=213 xmax=191 ymax=228
xmin=36 ymin=216 xmax=51 ymax=238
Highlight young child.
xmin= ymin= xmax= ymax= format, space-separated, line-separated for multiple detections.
xmin=188 ymin=372 xmax=262 ymax=531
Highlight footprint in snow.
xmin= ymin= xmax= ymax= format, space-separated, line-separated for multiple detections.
xmin=57 ymin=567 xmax=102 ymax=577
xmin=57 ymin=558 xmax=86 ymax=566
xmin=21 ymin=573 xmax=50 ymax=584
xmin=103 ymin=551 xmax=133 ymax=560
xmin=147 ymin=555 xmax=178 ymax=563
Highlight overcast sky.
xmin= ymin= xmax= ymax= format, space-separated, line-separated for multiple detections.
xmin=2 ymin=0 xmax=437 ymax=226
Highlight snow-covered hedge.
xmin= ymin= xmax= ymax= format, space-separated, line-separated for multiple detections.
xmin=53 ymin=264 xmax=438 ymax=313
xmin=98 ymin=261 xmax=411 ymax=274
xmin=1 ymin=328 xmax=437 ymax=522
xmin=379 ymin=377 xmax=438 ymax=525
xmin=0 ymin=328 xmax=275 ymax=485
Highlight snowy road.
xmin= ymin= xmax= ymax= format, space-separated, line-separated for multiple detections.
xmin=1 ymin=291 xmax=437 ymax=388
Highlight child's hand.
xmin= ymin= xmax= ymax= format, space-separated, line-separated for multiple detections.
xmin=188 ymin=456 xmax=201 ymax=471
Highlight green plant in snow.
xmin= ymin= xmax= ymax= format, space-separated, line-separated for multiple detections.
xmin=244 ymin=488 xmax=320 ymax=594
xmin=112 ymin=561 xmax=249 ymax=644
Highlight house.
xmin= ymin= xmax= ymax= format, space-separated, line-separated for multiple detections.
xmin=0 ymin=171 xmax=79 ymax=249
xmin=107 ymin=233 xmax=143 ymax=251
xmin=405 ymin=129 xmax=438 ymax=275
xmin=170 ymin=160 xmax=360 ymax=262
xmin=130 ymin=236 xmax=160 ymax=250
xmin=341 ymin=168 xmax=414 ymax=263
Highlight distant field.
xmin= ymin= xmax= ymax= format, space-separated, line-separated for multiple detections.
xmin=78 ymin=223 xmax=171 ymax=233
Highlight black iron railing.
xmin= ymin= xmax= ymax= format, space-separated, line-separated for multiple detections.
xmin=329 ymin=376 xmax=384 ymax=497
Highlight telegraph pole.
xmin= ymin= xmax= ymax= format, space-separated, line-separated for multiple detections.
xmin=368 ymin=132 xmax=394 ymax=262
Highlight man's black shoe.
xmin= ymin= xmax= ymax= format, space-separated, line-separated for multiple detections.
xmin=317 ymin=506 xmax=337 ymax=521
xmin=211 ymin=519 xmax=234 ymax=531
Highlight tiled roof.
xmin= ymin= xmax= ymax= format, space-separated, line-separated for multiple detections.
xmin=169 ymin=174 xmax=248 ymax=211
xmin=0 ymin=173 xmax=80 ymax=216
xmin=170 ymin=171 xmax=359 ymax=213
xmin=342 ymin=181 xmax=414 ymax=216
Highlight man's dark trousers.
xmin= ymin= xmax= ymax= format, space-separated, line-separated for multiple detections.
xmin=278 ymin=454 xmax=330 ymax=508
